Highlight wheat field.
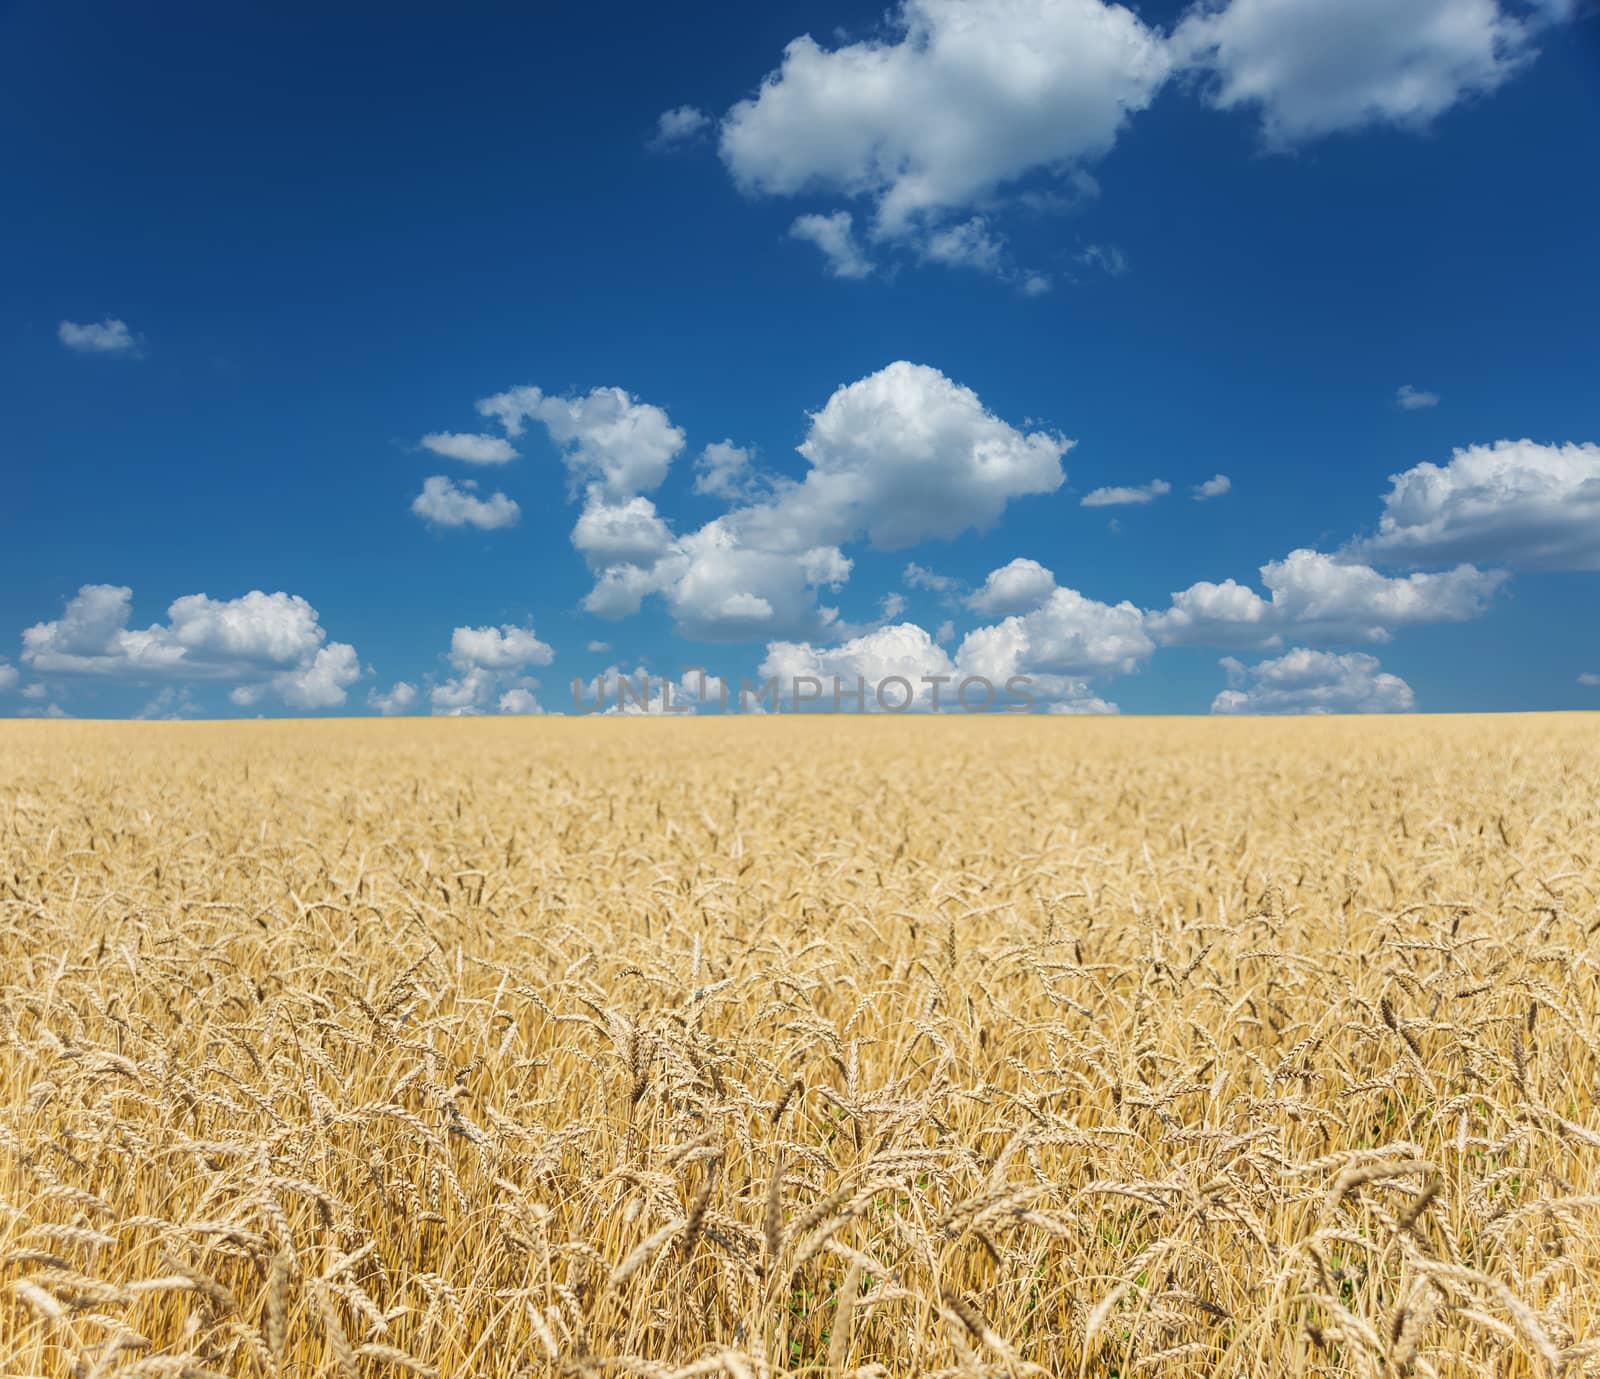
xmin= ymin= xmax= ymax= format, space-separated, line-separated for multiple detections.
xmin=1 ymin=715 xmax=1598 ymax=1378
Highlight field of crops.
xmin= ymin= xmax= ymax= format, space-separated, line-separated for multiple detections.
xmin=2 ymin=715 xmax=1598 ymax=1378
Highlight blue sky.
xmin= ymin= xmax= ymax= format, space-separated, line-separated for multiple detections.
xmin=4 ymin=0 xmax=1598 ymax=718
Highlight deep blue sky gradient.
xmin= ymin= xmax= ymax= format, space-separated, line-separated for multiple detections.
xmin=4 ymin=1 xmax=1598 ymax=715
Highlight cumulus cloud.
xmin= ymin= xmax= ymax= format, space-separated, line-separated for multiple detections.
xmin=476 ymin=384 xmax=684 ymax=501
xmin=449 ymin=624 xmax=554 ymax=671
xmin=711 ymin=0 xmax=1565 ymax=284
xmin=762 ymin=612 xmax=1128 ymax=713
xmin=369 ymin=682 xmax=418 ymax=715
xmin=0 ymin=662 xmax=16 ymax=692
xmin=1081 ymin=478 xmax=1170 ymax=507
xmin=425 ymin=621 xmax=554 ymax=715
xmin=761 ymin=623 xmax=960 ymax=710
xmin=660 ymin=362 xmax=1064 ymax=638
xmin=272 ymin=643 xmax=362 ymax=710
xmin=1211 ymin=648 xmax=1415 ymax=715
xmin=411 ymin=476 xmax=520 ymax=530
xmin=22 ymin=584 xmax=361 ymax=709
xmin=753 ymin=564 xmax=1147 ymax=713
xmin=650 ymin=105 xmax=712 ymax=149
xmin=957 ymin=586 xmax=1154 ymax=695
xmin=572 ymin=495 xmax=677 ymax=574
xmin=1173 ymin=0 xmax=1540 ymax=146
xmin=1579 ymin=672 xmax=1600 ymax=687
xmin=420 ymin=432 xmax=519 ymax=464
xmin=789 ymin=212 xmax=875 ymax=279
xmin=586 ymin=640 xmax=611 ymax=654
xmin=1150 ymin=548 xmax=1505 ymax=647
xmin=603 ymin=521 xmax=848 ymax=640
xmin=719 ymin=0 xmax=1171 ymax=234
xmin=58 ymin=318 xmax=141 ymax=355
xmin=780 ymin=361 xmax=1069 ymax=548
xmin=497 ymin=687 xmax=544 ymax=715
xmin=1349 ymin=439 xmax=1600 ymax=570
xmin=694 ymin=441 xmax=764 ymax=500
xmin=966 ymin=557 xmax=1057 ymax=616
xmin=1396 ymin=384 xmax=1440 ymax=410
xmin=1192 ymin=473 xmax=1231 ymax=500
xmin=505 ymin=361 xmax=1064 ymax=643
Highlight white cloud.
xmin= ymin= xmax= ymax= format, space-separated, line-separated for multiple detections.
xmin=529 ymin=361 xmax=1063 ymax=643
xmin=369 ymin=681 xmax=418 ymax=715
xmin=1150 ymin=548 xmax=1505 ymax=647
xmin=935 ymin=620 xmax=956 ymax=644
xmin=781 ymin=361 xmax=1069 ymax=548
xmin=1046 ymin=693 xmax=1120 ymax=714
xmin=20 ymin=684 xmax=46 ymax=701
xmin=1173 ymin=0 xmax=1538 ymax=146
xmin=694 ymin=440 xmax=764 ymax=500
xmin=411 ymin=475 xmax=520 ymax=530
xmin=761 ymin=623 xmax=959 ymax=710
xmin=921 ymin=217 xmax=1007 ymax=275
xmin=660 ymin=362 xmax=1065 ymax=638
xmin=22 ymin=584 xmax=361 ymax=709
xmin=904 ymin=561 xmax=958 ymax=594
xmin=646 ymin=522 xmax=846 ymax=639
xmin=19 ymin=702 xmax=71 ymax=719
xmin=497 ymin=687 xmax=544 ymax=715
xmin=650 ymin=105 xmax=712 ymax=148
xmin=475 ymin=384 xmax=684 ymax=501
xmin=957 ymin=586 xmax=1154 ymax=691
xmin=586 ymin=640 xmax=611 ymax=654
xmin=573 ymin=494 xmax=677 ymax=572
xmin=1396 ymin=384 xmax=1440 ymax=410
xmin=880 ymin=592 xmax=907 ymax=620
xmin=420 ymin=432 xmax=519 ymax=464
xmin=1211 ymin=648 xmax=1415 ymax=715
xmin=135 ymin=687 xmax=200 ymax=720
xmin=424 ymin=621 xmax=553 ymax=714
xmin=0 ymin=662 xmax=16 ymax=692
xmin=449 ymin=624 xmax=554 ymax=671
xmin=789 ymin=212 xmax=875 ymax=279
xmin=1579 ymin=672 xmax=1600 ymax=687
xmin=1081 ymin=478 xmax=1170 ymax=507
xmin=721 ymin=592 xmax=775 ymax=621
xmin=273 ymin=643 xmax=361 ymax=710
xmin=1076 ymin=243 xmax=1129 ymax=276
xmin=58 ymin=318 xmax=141 ymax=355
xmin=966 ymin=557 xmax=1057 ymax=616
xmin=430 ymin=667 xmax=494 ymax=715
xmin=799 ymin=546 xmax=852 ymax=589
xmin=1192 ymin=473 xmax=1231 ymax=500
xmin=762 ymin=610 xmax=1131 ymax=713
xmin=719 ymin=0 xmax=1171 ymax=234
xmin=1350 ymin=439 xmax=1600 ymax=570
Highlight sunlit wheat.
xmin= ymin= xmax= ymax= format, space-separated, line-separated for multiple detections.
xmin=1 ymin=714 xmax=1596 ymax=1377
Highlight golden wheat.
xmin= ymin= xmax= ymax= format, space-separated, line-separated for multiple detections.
xmin=1 ymin=714 xmax=1597 ymax=1377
